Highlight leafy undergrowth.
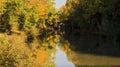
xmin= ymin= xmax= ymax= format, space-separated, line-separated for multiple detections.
xmin=0 ymin=33 xmax=35 ymax=67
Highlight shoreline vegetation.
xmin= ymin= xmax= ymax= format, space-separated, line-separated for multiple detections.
xmin=0 ymin=0 xmax=120 ymax=67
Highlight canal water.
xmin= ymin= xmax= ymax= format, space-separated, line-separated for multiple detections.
xmin=38 ymin=34 xmax=120 ymax=67
xmin=55 ymin=41 xmax=75 ymax=67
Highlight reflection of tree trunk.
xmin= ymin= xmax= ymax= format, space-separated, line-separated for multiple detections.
xmin=116 ymin=34 xmax=120 ymax=49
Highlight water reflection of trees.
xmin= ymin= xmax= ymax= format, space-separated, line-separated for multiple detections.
xmin=32 ymin=34 xmax=59 ymax=67
xmin=60 ymin=34 xmax=120 ymax=66
xmin=63 ymin=33 xmax=120 ymax=57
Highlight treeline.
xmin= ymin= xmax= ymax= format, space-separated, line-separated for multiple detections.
xmin=0 ymin=0 xmax=59 ymax=67
xmin=59 ymin=0 xmax=120 ymax=35
xmin=0 ymin=0 xmax=59 ymax=35
xmin=59 ymin=0 xmax=120 ymax=57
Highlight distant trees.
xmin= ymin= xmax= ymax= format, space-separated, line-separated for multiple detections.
xmin=59 ymin=0 xmax=120 ymax=35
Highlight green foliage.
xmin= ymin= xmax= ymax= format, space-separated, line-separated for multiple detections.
xmin=0 ymin=0 xmax=58 ymax=33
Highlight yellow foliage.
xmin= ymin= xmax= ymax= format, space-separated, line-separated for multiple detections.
xmin=37 ymin=3 xmax=46 ymax=18
xmin=59 ymin=5 xmax=70 ymax=20
xmin=24 ymin=0 xmax=47 ymax=19
xmin=35 ymin=48 xmax=47 ymax=67
xmin=0 ymin=33 xmax=33 ymax=67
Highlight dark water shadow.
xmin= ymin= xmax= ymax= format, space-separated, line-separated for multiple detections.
xmin=62 ymin=33 xmax=120 ymax=57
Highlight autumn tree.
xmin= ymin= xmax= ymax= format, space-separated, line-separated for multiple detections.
xmin=0 ymin=0 xmax=58 ymax=34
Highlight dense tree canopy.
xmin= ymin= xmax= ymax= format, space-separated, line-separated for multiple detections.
xmin=59 ymin=0 xmax=120 ymax=35
xmin=0 ymin=0 xmax=58 ymax=33
xmin=0 ymin=0 xmax=59 ymax=66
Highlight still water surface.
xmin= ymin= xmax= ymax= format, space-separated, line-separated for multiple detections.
xmin=55 ymin=42 xmax=75 ymax=67
xmin=39 ymin=35 xmax=120 ymax=67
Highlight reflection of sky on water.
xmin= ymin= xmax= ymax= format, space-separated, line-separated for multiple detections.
xmin=55 ymin=43 xmax=75 ymax=67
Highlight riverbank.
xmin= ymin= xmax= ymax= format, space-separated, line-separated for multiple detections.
xmin=68 ymin=50 xmax=120 ymax=66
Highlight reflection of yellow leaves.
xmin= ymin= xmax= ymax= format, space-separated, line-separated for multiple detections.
xmin=60 ymin=44 xmax=70 ymax=53
xmin=46 ymin=35 xmax=59 ymax=49
xmin=35 ymin=50 xmax=46 ymax=66
xmin=49 ymin=41 xmax=56 ymax=48
xmin=34 ymin=46 xmax=56 ymax=67
xmin=34 ymin=35 xmax=59 ymax=67
xmin=34 ymin=47 xmax=47 ymax=67
xmin=60 ymin=40 xmax=71 ymax=53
